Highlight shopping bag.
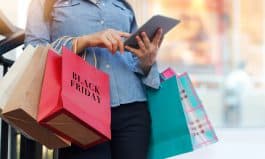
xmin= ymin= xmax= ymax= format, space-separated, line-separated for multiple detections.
xmin=160 ymin=68 xmax=218 ymax=149
xmin=147 ymin=68 xmax=218 ymax=159
xmin=38 ymin=47 xmax=111 ymax=148
xmin=146 ymin=76 xmax=193 ymax=159
xmin=176 ymin=72 xmax=218 ymax=149
xmin=0 ymin=45 xmax=35 ymax=113
xmin=0 ymin=46 xmax=70 ymax=149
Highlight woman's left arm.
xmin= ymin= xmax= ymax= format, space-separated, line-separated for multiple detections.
xmin=125 ymin=29 xmax=163 ymax=75
xmin=126 ymin=29 xmax=164 ymax=89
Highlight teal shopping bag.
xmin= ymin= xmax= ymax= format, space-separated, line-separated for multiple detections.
xmin=146 ymin=76 xmax=193 ymax=159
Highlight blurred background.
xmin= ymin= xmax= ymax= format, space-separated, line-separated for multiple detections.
xmin=1 ymin=0 xmax=265 ymax=159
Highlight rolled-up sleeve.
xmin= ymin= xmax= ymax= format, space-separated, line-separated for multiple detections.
xmin=124 ymin=3 xmax=160 ymax=89
xmin=130 ymin=55 xmax=160 ymax=89
xmin=24 ymin=0 xmax=73 ymax=52
xmin=141 ymin=63 xmax=160 ymax=89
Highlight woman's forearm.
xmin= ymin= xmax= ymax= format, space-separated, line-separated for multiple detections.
xmin=74 ymin=35 xmax=91 ymax=54
xmin=73 ymin=29 xmax=130 ymax=54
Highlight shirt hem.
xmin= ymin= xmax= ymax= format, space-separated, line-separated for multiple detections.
xmin=111 ymin=98 xmax=147 ymax=107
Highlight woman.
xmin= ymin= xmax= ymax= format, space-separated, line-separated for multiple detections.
xmin=25 ymin=0 xmax=163 ymax=159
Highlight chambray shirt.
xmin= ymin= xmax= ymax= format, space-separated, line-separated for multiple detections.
xmin=24 ymin=0 xmax=160 ymax=107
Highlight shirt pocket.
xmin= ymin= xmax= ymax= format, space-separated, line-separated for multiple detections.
xmin=107 ymin=1 xmax=133 ymax=32
xmin=52 ymin=0 xmax=80 ymax=22
xmin=111 ymin=1 xmax=133 ymax=18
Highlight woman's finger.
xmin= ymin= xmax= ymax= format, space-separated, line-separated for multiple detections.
xmin=141 ymin=32 xmax=151 ymax=49
xmin=102 ymin=36 xmax=113 ymax=53
xmin=125 ymin=45 xmax=143 ymax=58
xmin=117 ymin=31 xmax=131 ymax=38
xmin=106 ymin=33 xmax=118 ymax=54
xmin=111 ymin=32 xmax=125 ymax=53
xmin=159 ymin=35 xmax=164 ymax=47
xmin=136 ymin=35 xmax=147 ymax=52
xmin=152 ymin=28 xmax=163 ymax=46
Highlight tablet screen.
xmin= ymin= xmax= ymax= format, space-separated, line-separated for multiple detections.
xmin=124 ymin=15 xmax=180 ymax=49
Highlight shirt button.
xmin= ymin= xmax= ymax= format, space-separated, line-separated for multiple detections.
xmin=106 ymin=64 xmax=110 ymax=68
xmin=64 ymin=1 xmax=69 ymax=5
xmin=100 ymin=20 xmax=104 ymax=25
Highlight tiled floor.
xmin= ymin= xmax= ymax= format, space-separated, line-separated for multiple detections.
xmin=169 ymin=128 xmax=265 ymax=159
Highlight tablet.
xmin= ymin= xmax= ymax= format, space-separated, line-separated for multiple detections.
xmin=124 ymin=15 xmax=180 ymax=49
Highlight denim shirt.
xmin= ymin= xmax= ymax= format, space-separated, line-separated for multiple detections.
xmin=24 ymin=0 xmax=160 ymax=107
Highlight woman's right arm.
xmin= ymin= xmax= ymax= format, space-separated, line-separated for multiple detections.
xmin=75 ymin=30 xmax=130 ymax=54
xmin=25 ymin=0 xmax=79 ymax=51
xmin=25 ymin=0 xmax=130 ymax=54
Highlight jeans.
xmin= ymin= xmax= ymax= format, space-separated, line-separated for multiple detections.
xmin=58 ymin=102 xmax=151 ymax=159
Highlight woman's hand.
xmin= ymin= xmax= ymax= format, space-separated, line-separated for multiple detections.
xmin=77 ymin=29 xmax=130 ymax=54
xmin=125 ymin=28 xmax=164 ymax=75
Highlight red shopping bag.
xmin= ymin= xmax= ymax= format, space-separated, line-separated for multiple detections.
xmin=38 ymin=47 xmax=111 ymax=148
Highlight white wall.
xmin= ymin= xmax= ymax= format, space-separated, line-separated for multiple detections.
xmin=0 ymin=0 xmax=31 ymax=77
xmin=0 ymin=0 xmax=31 ymax=27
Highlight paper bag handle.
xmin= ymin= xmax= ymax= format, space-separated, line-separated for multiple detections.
xmin=73 ymin=38 xmax=97 ymax=68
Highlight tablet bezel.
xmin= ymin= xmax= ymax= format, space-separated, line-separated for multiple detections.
xmin=124 ymin=15 xmax=181 ymax=49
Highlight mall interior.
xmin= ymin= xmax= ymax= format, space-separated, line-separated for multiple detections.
xmin=1 ymin=0 xmax=265 ymax=159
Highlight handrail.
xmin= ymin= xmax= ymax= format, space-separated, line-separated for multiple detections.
xmin=0 ymin=30 xmax=25 ymax=55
